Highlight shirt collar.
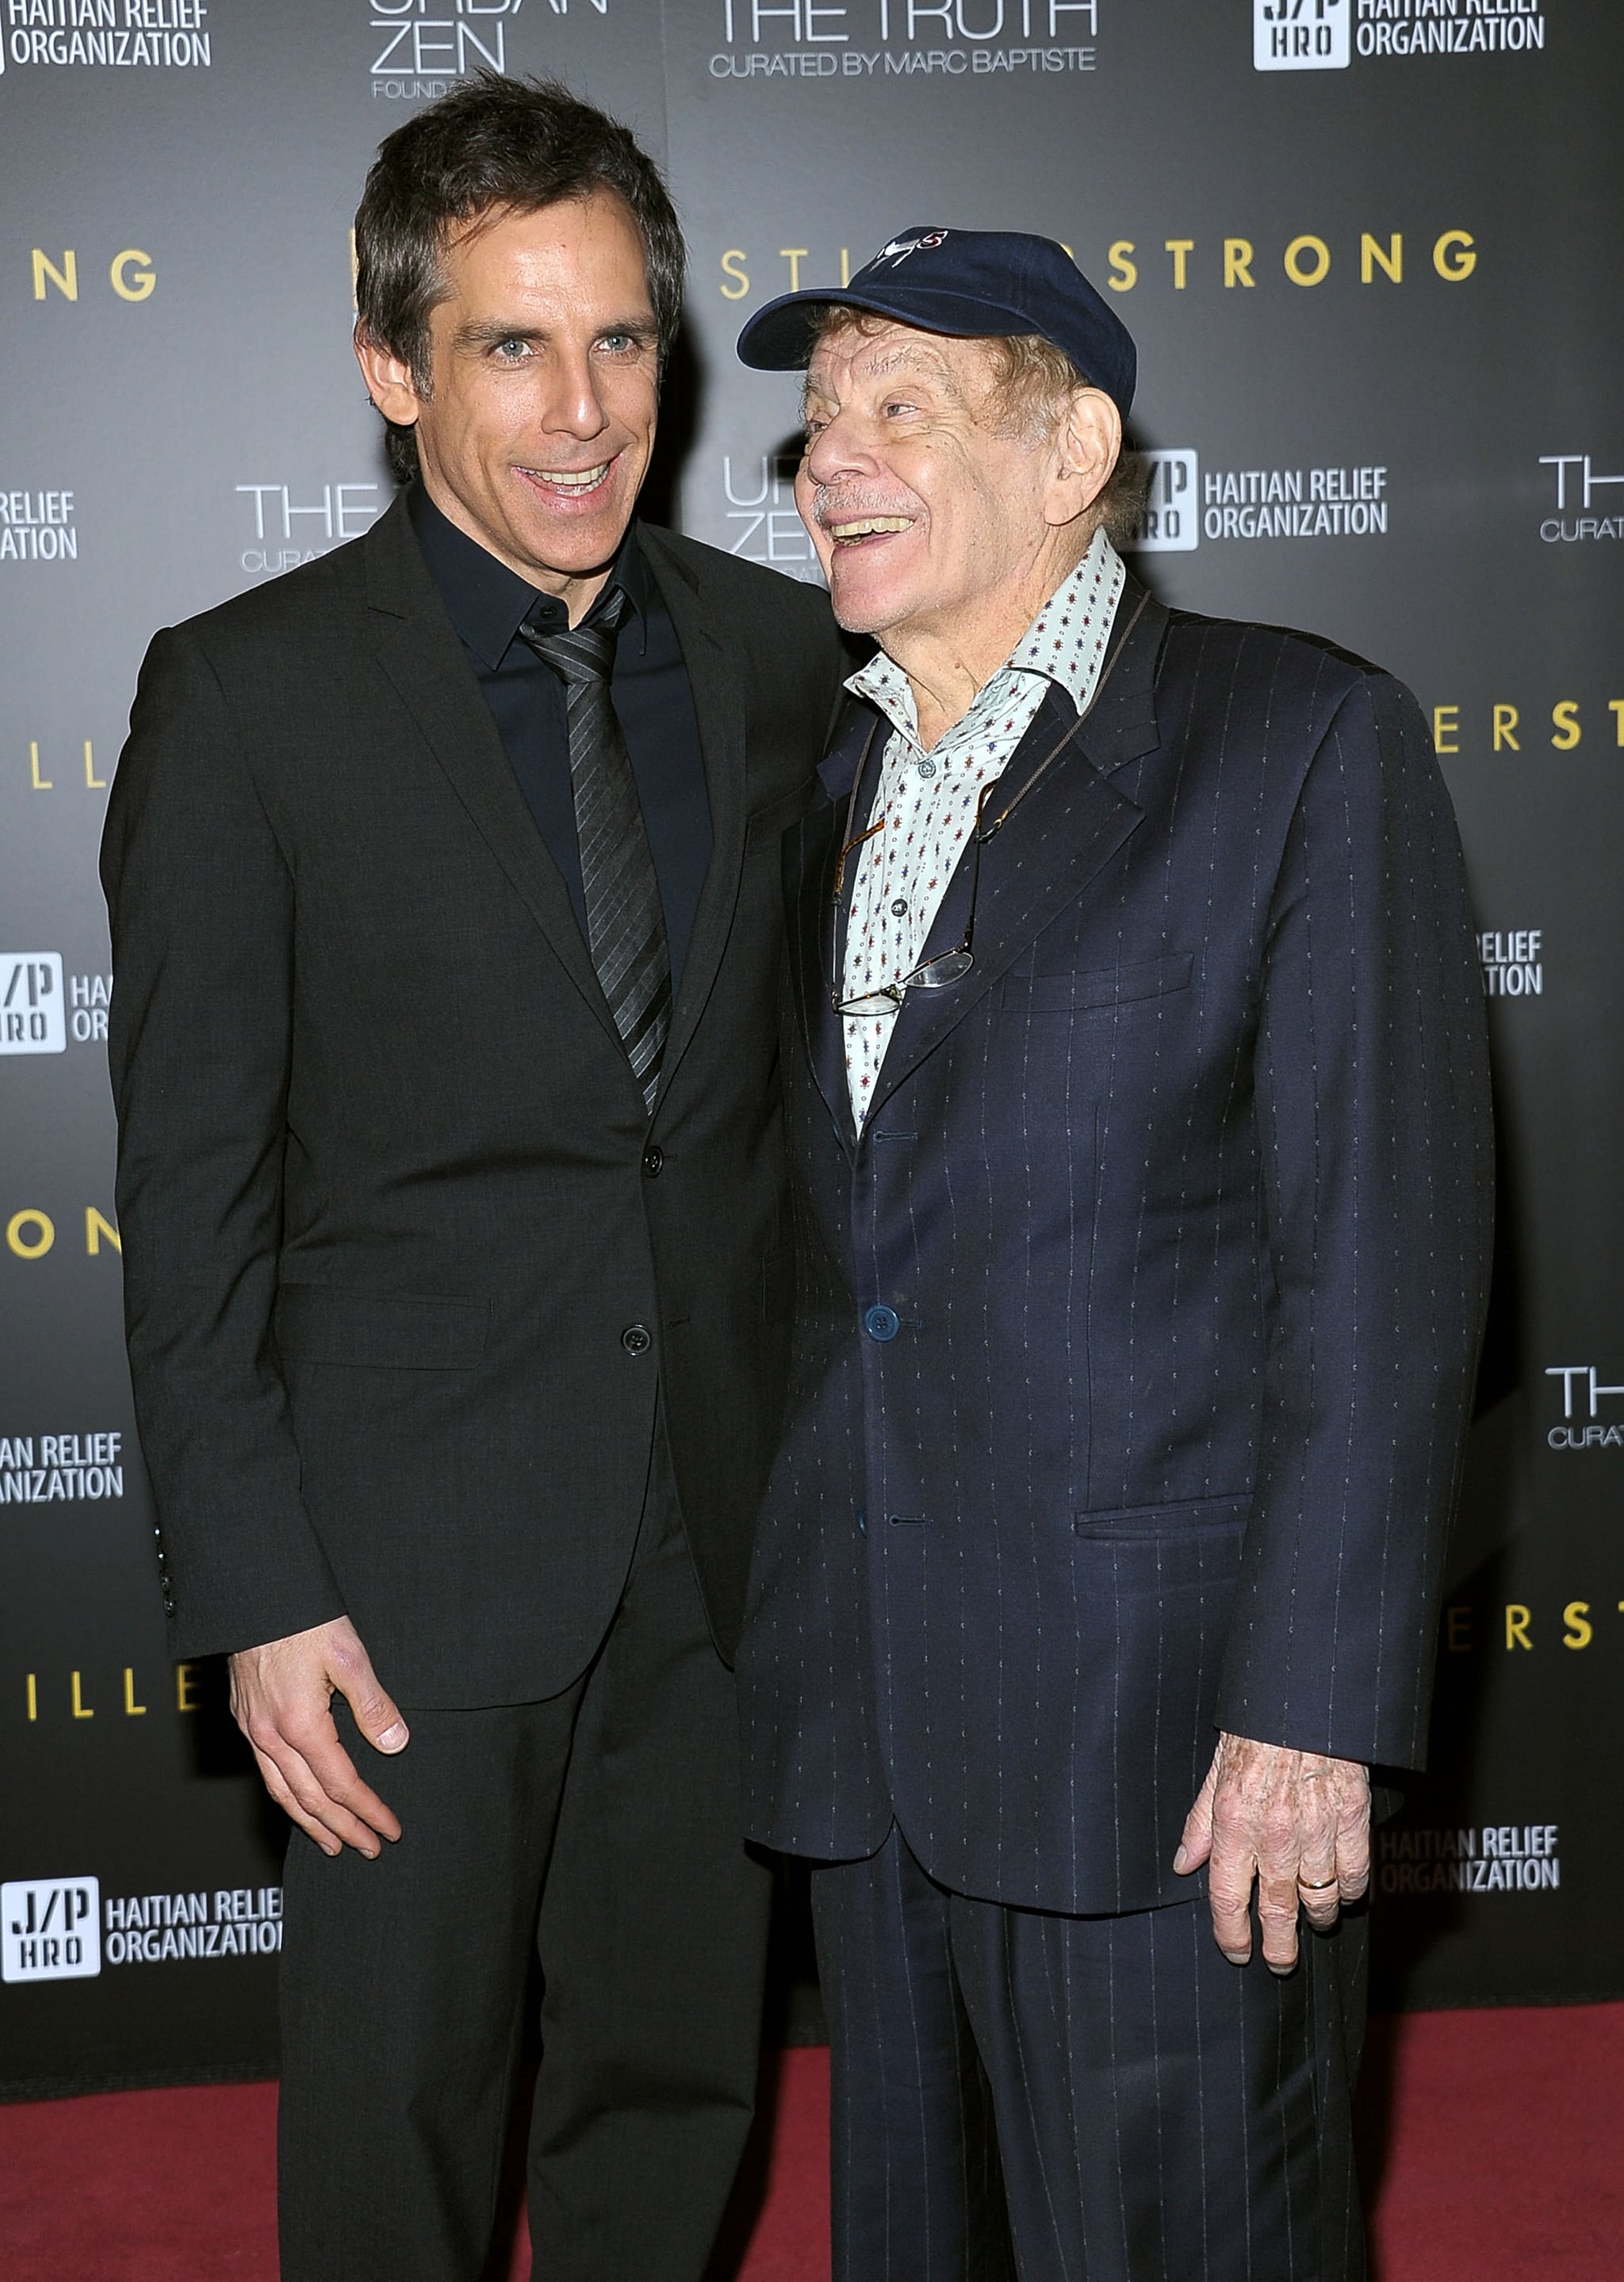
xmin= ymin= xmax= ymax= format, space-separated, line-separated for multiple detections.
xmin=408 ymin=481 xmax=649 ymax=670
xmin=845 ymin=526 xmax=1124 ymax=743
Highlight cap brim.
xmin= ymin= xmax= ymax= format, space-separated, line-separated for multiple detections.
xmin=737 ymin=285 xmax=1053 ymax=371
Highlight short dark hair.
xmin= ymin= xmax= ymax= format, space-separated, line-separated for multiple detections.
xmin=354 ymin=72 xmax=685 ymax=483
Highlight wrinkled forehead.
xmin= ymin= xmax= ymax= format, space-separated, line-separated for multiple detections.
xmin=802 ymin=317 xmax=995 ymax=403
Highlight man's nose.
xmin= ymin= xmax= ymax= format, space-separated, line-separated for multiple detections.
xmin=803 ymin=412 xmax=873 ymax=488
xmin=539 ymin=351 xmax=611 ymax=441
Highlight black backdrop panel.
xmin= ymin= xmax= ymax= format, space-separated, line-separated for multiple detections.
xmin=2 ymin=0 xmax=1619 ymax=2096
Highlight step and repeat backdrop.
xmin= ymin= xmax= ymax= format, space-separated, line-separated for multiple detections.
xmin=2 ymin=0 xmax=1619 ymax=2097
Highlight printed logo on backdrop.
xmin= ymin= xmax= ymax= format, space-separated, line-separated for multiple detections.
xmin=712 ymin=0 xmax=1101 ymax=84
xmin=2 ymin=3 xmax=214 ymax=75
xmin=0 ymin=957 xmax=112 ymax=1051
xmin=370 ymin=0 xmax=601 ymax=105
xmin=0 ymin=1881 xmax=282 ymax=1978
xmin=2 ymin=1877 xmax=100 ymax=1981
xmin=0 ymin=489 xmax=76 ymax=562
xmin=103 ymin=1886 xmax=282 ymax=1964
xmin=1377 ymin=1825 xmax=1561 ymax=1897
xmin=1479 ymin=929 xmax=1542 ymax=999
xmin=1254 ymin=0 xmax=1546 ymax=69
xmin=2 ymin=1431 xmax=126 ymax=1503
xmin=719 ymin=451 xmax=821 ymax=580
xmin=1545 ymin=1366 xmax=1624 ymax=1453
xmin=1120 ymin=451 xmax=1391 ymax=551
xmin=236 ymin=482 xmax=382 ymax=579
xmin=1539 ymin=453 xmax=1624 ymax=544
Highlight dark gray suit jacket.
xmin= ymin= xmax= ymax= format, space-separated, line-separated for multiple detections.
xmin=737 ymin=584 xmax=1494 ymax=1916
xmin=102 ymin=500 xmax=845 ymax=1706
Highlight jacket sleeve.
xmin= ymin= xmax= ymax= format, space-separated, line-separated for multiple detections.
xmin=101 ymin=623 xmax=346 ymax=1660
xmin=1214 ymin=668 xmax=1494 ymax=1771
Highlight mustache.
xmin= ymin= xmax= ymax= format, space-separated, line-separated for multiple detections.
xmin=809 ymin=488 xmax=917 ymax=528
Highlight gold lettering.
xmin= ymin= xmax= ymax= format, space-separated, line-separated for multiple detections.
xmin=1224 ymin=239 xmax=1254 ymax=289
xmin=1106 ymin=241 xmax=1136 ymax=293
xmin=1610 ymin=699 xmax=1624 ymax=746
xmin=25 ymin=1674 xmax=38 ymax=1722
xmin=1551 ymin=701 xmax=1581 ymax=750
xmin=718 ymin=249 xmax=749 ymax=301
xmin=124 ymin=1668 xmax=148 ymax=1716
xmin=84 ymin=741 xmax=105 ymax=790
xmin=1504 ymin=1604 xmax=1532 ymax=1651
xmin=32 ymin=249 xmax=78 ymax=302
xmin=71 ymin=1670 xmax=95 ymax=1718
xmin=1445 ymin=1604 xmax=1473 ymax=1653
xmin=6 ymin=1210 xmax=55 ymax=1260
xmin=109 ymin=249 xmax=155 ymax=303
xmin=1432 ymin=706 xmax=1459 ymax=755
xmin=1434 ymin=230 xmax=1476 ymax=281
xmin=1492 ymin=704 xmax=1520 ymax=752
xmin=86 ymin=1207 xmax=121 ymax=1256
xmin=175 ymin=1663 xmax=201 ymax=1712
xmin=1361 ymin=233 xmax=1402 ymax=285
xmin=1284 ymin=235 xmax=1331 ymax=288
xmin=1164 ymin=239 xmax=1194 ymax=289
xmin=29 ymin=741 xmax=54 ymax=791
xmin=779 ymin=249 xmax=810 ymax=292
xmin=1562 ymin=1602 xmax=1593 ymax=1651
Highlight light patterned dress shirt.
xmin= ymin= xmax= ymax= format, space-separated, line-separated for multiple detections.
xmin=840 ymin=526 xmax=1127 ymax=1128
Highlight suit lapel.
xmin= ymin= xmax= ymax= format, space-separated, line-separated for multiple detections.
xmin=362 ymin=500 xmax=622 ymax=1049
xmin=786 ymin=710 xmax=882 ymax=1156
xmin=860 ymin=584 xmax=1168 ymax=1128
xmin=635 ymin=528 xmax=749 ymax=1102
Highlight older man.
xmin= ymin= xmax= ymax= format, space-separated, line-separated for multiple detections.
xmin=735 ymin=231 xmax=1492 ymax=2280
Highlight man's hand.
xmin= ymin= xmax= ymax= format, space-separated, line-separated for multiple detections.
xmin=228 ymin=1616 xmax=408 ymax=1859
xmin=1174 ymin=1732 xmax=1369 ymax=1973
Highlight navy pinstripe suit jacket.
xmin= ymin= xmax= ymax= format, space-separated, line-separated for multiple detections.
xmin=736 ymin=580 xmax=1495 ymax=1919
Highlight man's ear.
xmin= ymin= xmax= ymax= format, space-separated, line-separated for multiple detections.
xmin=354 ymin=324 xmax=423 ymax=431
xmin=1045 ymin=386 xmax=1122 ymax=529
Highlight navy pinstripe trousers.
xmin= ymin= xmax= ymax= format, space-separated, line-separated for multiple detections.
xmin=810 ymin=1827 xmax=1367 ymax=2282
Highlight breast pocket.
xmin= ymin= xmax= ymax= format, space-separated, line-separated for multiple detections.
xmin=1015 ymin=951 xmax=1193 ymax=1014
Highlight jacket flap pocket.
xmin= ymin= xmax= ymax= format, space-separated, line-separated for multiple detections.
xmin=1074 ymin=1491 xmax=1250 ymax=1541
xmin=1019 ymin=951 xmax=1193 ymax=1012
xmin=274 ymin=1285 xmax=490 ymax=1370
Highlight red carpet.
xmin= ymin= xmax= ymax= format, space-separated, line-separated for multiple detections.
xmin=2 ymin=2008 xmax=1620 ymax=2280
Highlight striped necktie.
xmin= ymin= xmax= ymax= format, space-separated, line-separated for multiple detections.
xmin=517 ymin=590 xmax=672 ymax=1112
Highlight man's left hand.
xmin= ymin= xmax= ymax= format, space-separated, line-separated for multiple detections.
xmin=1174 ymin=1733 xmax=1370 ymax=1972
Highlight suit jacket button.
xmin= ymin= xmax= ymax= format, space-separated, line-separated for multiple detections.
xmin=622 ymin=1323 xmax=653 ymax=1356
xmin=864 ymin=1305 xmax=900 ymax=1342
xmin=642 ymin=1145 xmax=664 ymax=1177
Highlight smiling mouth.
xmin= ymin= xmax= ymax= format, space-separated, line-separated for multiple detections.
xmin=518 ymin=460 xmax=615 ymax=500
xmin=826 ymin=515 xmax=916 ymax=546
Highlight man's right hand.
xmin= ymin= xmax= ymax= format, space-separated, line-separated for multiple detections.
xmin=228 ymin=1616 xmax=408 ymax=1859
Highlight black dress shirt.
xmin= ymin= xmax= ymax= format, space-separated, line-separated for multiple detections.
xmin=408 ymin=484 xmax=713 ymax=990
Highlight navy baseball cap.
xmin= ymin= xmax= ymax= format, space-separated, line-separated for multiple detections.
xmin=736 ymin=225 xmax=1136 ymax=418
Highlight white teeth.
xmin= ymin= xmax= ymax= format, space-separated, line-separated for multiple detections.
xmin=829 ymin=516 xmax=914 ymax=539
xmin=530 ymin=464 xmax=610 ymax=491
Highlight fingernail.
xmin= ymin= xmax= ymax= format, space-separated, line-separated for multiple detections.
xmin=1173 ymin=1847 xmax=1189 ymax=1874
xmin=376 ymin=1721 xmax=408 ymax=1752
xmin=363 ymin=1847 xmax=379 ymax=1862
xmin=1221 ymin=1949 xmax=1249 ymax=1966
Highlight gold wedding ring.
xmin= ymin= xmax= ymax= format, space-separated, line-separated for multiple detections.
xmin=1297 ymin=1874 xmax=1338 ymax=1890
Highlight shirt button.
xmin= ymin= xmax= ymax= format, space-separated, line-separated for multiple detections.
xmin=890 ymin=899 xmax=909 ymax=917
xmin=917 ymin=759 xmax=937 ymax=779
xmin=621 ymin=1323 xmax=653 ymax=1356
xmin=864 ymin=1305 xmax=900 ymax=1342
xmin=642 ymin=1144 xmax=664 ymax=1177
